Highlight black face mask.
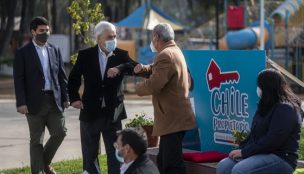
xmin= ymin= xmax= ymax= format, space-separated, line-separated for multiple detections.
xmin=35 ymin=32 xmax=50 ymax=43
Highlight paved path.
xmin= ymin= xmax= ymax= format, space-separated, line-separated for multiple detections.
xmin=0 ymin=97 xmax=153 ymax=170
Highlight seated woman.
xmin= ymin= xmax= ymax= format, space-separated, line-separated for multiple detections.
xmin=216 ymin=68 xmax=302 ymax=174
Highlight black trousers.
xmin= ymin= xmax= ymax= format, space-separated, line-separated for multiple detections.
xmin=80 ymin=115 xmax=122 ymax=174
xmin=26 ymin=94 xmax=67 ymax=174
xmin=157 ymin=131 xmax=186 ymax=174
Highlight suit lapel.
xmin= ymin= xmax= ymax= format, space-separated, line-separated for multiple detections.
xmin=124 ymin=155 xmax=145 ymax=174
xmin=29 ymin=41 xmax=43 ymax=74
xmin=46 ymin=45 xmax=56 ymax=74
xmin=93 ymin=46 xmax=103 ymax=80
xmin=46 ymin=44 xmax=55 ymax=72
xmin=103 ymin=52 xmax=116 ymax=81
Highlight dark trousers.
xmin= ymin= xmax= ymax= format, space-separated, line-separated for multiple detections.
xmin=157 ymin=131 xmax=186 ymax=174
xmin=80 ymin=115 xmax=122 ymax=174
xmin=26 ymin=94 xmax=67 ymax=174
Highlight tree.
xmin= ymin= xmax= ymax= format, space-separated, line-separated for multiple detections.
xmin=0 ymin=0 xmax=18 ymax=59
xmin=19 ymin=0 xmax=37 ymax=46
xmin=67 ymin=0 xmax=105 ymax=64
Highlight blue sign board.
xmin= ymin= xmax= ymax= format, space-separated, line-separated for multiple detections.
xmin=183 ymin=50 xmax=265 ymax=152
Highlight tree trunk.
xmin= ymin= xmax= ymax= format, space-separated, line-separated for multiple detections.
xmin=124 ymin=0 xmax=129 ymax=17
xmin=0 ymin=0 xmax=17 ymax=58
xmin=20 ymin=0 xmax=29 ymax=33
xmin=29 ymin=0 xmax=37 ymax=19
xmin=52 ymin=0 xmax=57 ymax=33
xmin=0 ymin=0 xmax=8 ymax=31
xmin=19 ymin=0 xmax=30 ymax=46
xmin=45 ymin=0 xmax=52 ymax=27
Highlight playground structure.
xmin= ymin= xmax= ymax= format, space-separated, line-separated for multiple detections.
xmin=115 ymin=0 xmax=304 ymax=82
xmin=219 ymin=0 xmax=304 ymax=49
xmin=218 ymin=0 xmax=304 ymax=80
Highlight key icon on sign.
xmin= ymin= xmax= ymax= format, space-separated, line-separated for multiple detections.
xmin=206 ymin=59 xmax=240 ymax=91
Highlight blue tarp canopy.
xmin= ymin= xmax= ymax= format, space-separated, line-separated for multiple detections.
xmin=116 ymin=3 xmax=184 ymax=30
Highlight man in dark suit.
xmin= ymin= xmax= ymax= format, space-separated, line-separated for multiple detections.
xmin=114 ymin=129 xmax=159 ymax=174
xmin=13 ymin=16 xmax=69 ymax=174
xmin=68 ymin=21 xmax=137 ymax=174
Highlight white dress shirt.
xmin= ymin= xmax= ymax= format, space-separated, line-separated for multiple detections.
xmin=33 ymin=40 xmax=52 ymax=90
xmin=120 ymin=160 xmax=134 ymax=174
xmin=98 ymin=46 xmax=113 ymax=108
xmin=98 ymin=46 xmax=113 ymax=79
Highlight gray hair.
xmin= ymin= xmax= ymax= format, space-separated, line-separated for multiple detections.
xmin=94 ymin=21 xmax=116 ymax=39
xmin=152 ymin=23 xmax=174 ymax=42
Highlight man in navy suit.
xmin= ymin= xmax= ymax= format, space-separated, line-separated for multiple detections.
xmin=68 ymin=21 xmax=137 ymax=174
xmin=13 ymin=16 xmax=69 ymax=174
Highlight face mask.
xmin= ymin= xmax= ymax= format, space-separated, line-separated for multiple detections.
xmin=150 ymin=41 xmax=157 ymax=52
xmin=256 ymin=87 xmax=262 ymax=98
xmin=35 ymin=32 xmax=50 ymax=43
xmin=105 ymin=38 xmax=117 ymax=52
xmin=115 ymin=149 xmax=124 ymax=163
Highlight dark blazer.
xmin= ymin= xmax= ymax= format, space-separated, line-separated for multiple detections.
xmin=124 ymin=154 xmax=160 ymax=174
xmin=13 ymin=41 xmax=69 ymax=114
xmin=68 ymin=45 xmax=137 ymax=122
xmin=240 ymin=103 xmax=301 ymax=169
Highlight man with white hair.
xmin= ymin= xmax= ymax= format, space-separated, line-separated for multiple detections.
xmin=68 ymin=21 xmax=138 ymax=174
xmin=134 ymin=23 xmax=196 ymax=174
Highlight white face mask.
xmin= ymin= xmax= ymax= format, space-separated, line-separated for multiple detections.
xmin=150 ymin=41 xmax=157 ymax=52
xmin=105 ymin=38 xmax=117 ymax=52
xmin=115 ymin=149 xmax=124 ymax=163
xmin=256 ymin=87 xmax=262 ymax=98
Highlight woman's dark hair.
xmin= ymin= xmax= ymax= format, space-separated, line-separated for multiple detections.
xmin=30 ymin=16 xmax=49 ymax=31
xmin=257 ymin=68 xmax=301 ymax=116
xmin=117 ymin=129 xmax=147 ymax=156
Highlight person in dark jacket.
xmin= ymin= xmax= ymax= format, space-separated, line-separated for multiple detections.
xmin=13 ymin=16 xmax=69 ymax=174
xmin=216 ymin=68 xmax=302 ymax=174
xmin=114 ymin=129 xmax=160 ymax=174
xmin=68 ymin=21 xmax=137 ymax=174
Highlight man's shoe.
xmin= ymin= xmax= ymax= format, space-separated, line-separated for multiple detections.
xmin=44 ymin=165 xmax=56 ymax=174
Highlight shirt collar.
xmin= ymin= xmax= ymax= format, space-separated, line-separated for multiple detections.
xmin=32 ymin=39 xmax=47 ymax=48
xmin=120 ymin=160 xmax=134 ymax=173
xmin=159 ymin=40 xmax=176 ymax=52
xmin=98 ymin=45 xmax=114 ymax=58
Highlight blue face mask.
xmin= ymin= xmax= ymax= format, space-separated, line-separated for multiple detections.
xmin=115 ymin=149 xmax=124 ymax=163
xmin=105 ymin=39 xmax=117 ymax=52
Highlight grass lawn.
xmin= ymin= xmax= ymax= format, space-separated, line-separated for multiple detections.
xmin=2 ymin=128 xmax=304 ymax=173
xmin=300 ymin=128 xmax=304 ymax=160
xmin=0 ymin=155 xmax=107 ymax=174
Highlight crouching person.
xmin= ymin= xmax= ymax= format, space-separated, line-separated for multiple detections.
xmin=114 ymin=129 xmax=160 ymax=174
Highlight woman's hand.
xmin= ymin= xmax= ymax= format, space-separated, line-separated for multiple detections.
xmin=229 ymin=149 xmax=242 ymax=160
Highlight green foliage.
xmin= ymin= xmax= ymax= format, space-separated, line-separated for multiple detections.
xmin=0 ymin=55 xmax=14 ymax=65
xmin=0 ymin=155 xmax=107 ymax=174
xmin=70 ymin=53 xmax=78 ymax=65
xmin=0 ymin=59 xmax=13 ymax=65
xmin=232 ymin=130 xmax=249 ymax=145
xmin=125 ymin=112 xmax=154 ymax=128
xmin=299 ymin=128 xmax=304 ymax=160
xmin=67 ymin=0 xmax=105 ymax=64
xmin=294 ymin=168 xmax=304 ymax=174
